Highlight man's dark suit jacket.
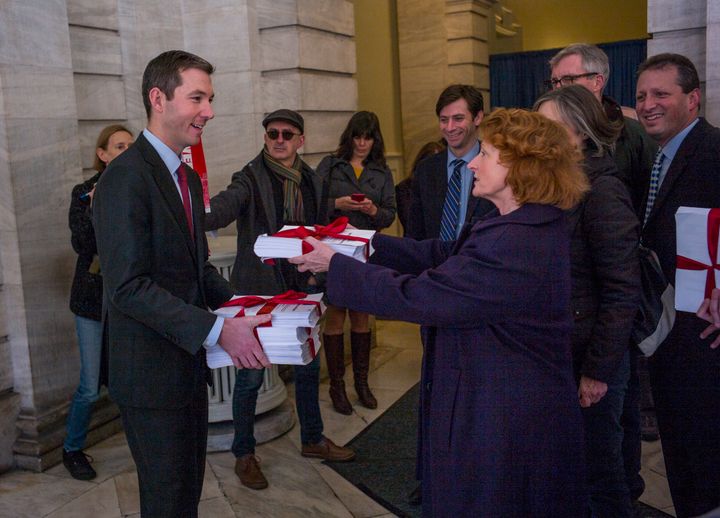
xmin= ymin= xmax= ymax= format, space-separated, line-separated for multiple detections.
xmin=406 ymin=148 xmax=495 ymax=240
xmin=640 ymin=117 xmax=720 ymax=517
xmin=93 ymin=133 xmax=234 ymax=409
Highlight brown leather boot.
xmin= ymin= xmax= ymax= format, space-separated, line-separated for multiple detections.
xmin=351 ymin=331 xmax=377 ymax=409
xmin=234 ymin=454 xmax=268 ymax=490
xmin=323 ymin=333 xmax=352 ymax=415
xmin=301 ymin=436 xmax=356 ymax=462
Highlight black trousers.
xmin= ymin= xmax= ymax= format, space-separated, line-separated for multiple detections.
xmin=120 ymin=382 xmax=208 ymax=518
xmin=649 ymin=314 xmax=720 ymax=518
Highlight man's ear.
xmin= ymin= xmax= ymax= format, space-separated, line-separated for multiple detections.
xmin=473 ymin=110 xmax=484 ymax=128
xmin=687 ymin=88 xmax=701 ymax=112
xmin=593 ymin=74 xmax=606 ymax=95
xmin=148 ymin=87 xmax=165 ymax=114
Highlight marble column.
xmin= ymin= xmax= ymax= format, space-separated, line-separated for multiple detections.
xmin=256 ymin=0 xmax=358 ymax=167
xmin=396 ymin=0 xmax=495 ymax=169
xmin=0 ymin=0 xmax=89 ymax=472
xmin=646 ymin=0 xmax=720 ymax=124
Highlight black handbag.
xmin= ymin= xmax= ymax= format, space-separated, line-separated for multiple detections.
xmin=631 ymin=245 xmax=676 ymax=356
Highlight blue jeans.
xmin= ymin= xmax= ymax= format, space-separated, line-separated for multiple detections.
xmin=583 ymin=351 xmax=633 ymax=518
xmin=231 ymin=355 xmax=323 ymax=457
xmin=64 ymin=315 xmax=102 ymax=452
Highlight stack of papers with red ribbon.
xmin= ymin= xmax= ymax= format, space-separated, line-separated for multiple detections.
xmin=205 ymin=291 xmax=325 ymax=367
xmin=674 ymin=207 xmax=720 ymax=312
xmin=253 ymin=217 xmax=375 ymax=262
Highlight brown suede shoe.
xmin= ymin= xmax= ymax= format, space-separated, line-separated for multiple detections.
xmin=234 ymin=454 xmax=268 ymax=490
xmin=301 ymin=436 xmax=356 ymax=462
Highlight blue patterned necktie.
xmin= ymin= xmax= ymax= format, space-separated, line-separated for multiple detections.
xmin=440 ymin=158 xmax=465 ymax=241
xmin=643 ymin=148 xmax=664 ymax=226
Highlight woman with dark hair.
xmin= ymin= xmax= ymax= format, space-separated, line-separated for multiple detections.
xmin=395 ymin=140 xmax=446 ymax=236
xmin=315 ymin=111 xmax=397 ymax=414
xmin=534 ymin=85 xmax=641 ymax=518
xmin=291 ymin=108 xmax=589 ymax=516
xmin=63 ymin=124 xmax=133 ymax=480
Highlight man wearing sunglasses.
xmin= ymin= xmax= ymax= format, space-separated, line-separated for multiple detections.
xmin=205 ymin=109 xmax=355 ymax=491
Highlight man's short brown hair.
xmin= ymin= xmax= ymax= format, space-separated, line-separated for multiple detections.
xmin=142 ymin=50 xmax=215 ymax=118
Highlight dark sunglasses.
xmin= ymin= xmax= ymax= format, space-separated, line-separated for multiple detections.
xmin=266 ymin=129 xmax=300 ymax=140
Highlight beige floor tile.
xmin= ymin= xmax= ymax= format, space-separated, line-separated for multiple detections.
xmin=199 ymin=496 xmax=236 ymax=517
xmin=46 ymin=478 xmax=122 ymax=518
xmin=638 ymin=465 xmax=674 ymax=511
xmin=220 ymin=436 xmax=354 ymax=518
xmin=114 ymin=470 xmax=140 ymax=516
xmin=376 ymin=320 xmax=422 ymax=350
xmin=200 ymin=460 xmax=223 ymax=501
xmin=0 ymin=471 xmax=94 ymax=518
xmin=642 ymin=439 xmax=667 ymax=477
xmin=662 ymin=506 xmax=676 ymax=517
xmin=45 ymin=433 xmax=136 ymax=484
xmin=311 ymin=462 xmax=389 ymax=518
xmin=367 ymin=349 xmax=422 ymax=392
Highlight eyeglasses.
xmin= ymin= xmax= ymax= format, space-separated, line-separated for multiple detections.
xmin=545 ymin=72 xmax=599 ymax=90
xmin=266 ymin=129 xmax=300 ymax=140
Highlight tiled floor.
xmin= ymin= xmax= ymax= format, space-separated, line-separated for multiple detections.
xmin=0 ymin=320 xmax=675 ymax=517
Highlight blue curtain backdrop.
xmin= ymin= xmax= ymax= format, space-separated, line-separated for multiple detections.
xmin=489 ymin=39 xmax=647 ymax=109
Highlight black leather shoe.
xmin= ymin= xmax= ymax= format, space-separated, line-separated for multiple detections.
xmin=63 ymin=449 xmax=97 ymax=480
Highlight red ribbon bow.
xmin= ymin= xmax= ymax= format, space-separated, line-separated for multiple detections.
xmin=220 ymin=291 xmax=321 ymax=359
xmin=267 ymin=216 xmax=370 ymax=261
xmin=676 ymin=208 xmax=720 ymax=299
xmin=220 ymin=290 xmax=322 ymax=321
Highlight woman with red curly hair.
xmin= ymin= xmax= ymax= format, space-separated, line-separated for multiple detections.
xmin=291 ymin=108 xmax=589 ymax=517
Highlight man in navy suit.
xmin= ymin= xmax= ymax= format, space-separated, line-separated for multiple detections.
xmin=406 ymin=84 xmax=495 ymax=241
xmin=93 ymin=50 xmax=271 ymax=518
xmin=636 ymin=53 xmax=720 ymax=518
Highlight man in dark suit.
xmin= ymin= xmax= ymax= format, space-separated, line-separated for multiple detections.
xmin=636 ymin=53 xmax=720 ymax=518
xmin=93 ymin=50 xmax=271 ymax=518
xmin=406 ymin=84 xmax=495 ymax=241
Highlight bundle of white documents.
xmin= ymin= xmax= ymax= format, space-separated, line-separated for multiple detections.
xmin=253 ymin=225 xmax=375 ymax=262
xmin=205 ymin=292 xmax=325 ymax=367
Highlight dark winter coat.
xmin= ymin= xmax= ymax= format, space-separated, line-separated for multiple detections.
xmin=327 ymin=204 xmax=586 ymax=517
xmin=566 ymin=148 xmax=640 ymax=382
xmin=205 ymin=151 xmax=327 ymax=294
xmin=316 ymin=155 xmax=396 ymax=231
xmin=69 ymin=171 xmax=103 ymax=320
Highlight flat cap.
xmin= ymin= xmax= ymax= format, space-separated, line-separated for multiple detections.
xmin=262 ymin=109 xmax=304 ymax=133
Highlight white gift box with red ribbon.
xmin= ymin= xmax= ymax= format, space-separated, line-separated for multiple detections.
xmin=674 ymin=207 xmax=720 ymax=312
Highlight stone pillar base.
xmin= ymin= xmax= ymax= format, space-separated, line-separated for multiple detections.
xmin=13 ymin=394 xmax=121 ymax=472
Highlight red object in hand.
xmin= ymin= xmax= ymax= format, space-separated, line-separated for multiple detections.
xmin=351 ymin=193 xmax=366 ymax=202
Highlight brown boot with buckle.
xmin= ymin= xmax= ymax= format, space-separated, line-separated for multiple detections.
xmin=235 ymin=454 xmax=268 ymax=490
xmin=301 ymin=436 xmax=356 ymax=462
xmin=351 ymin=331 xmax=377 ymax=409
xmin=323 ymin=333 xmax=353 ymax=415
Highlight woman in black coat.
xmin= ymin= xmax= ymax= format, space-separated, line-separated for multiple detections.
xmin=63 ymin=124 xmax=133 ymax=480
xmin=291 ymin=109 xmax=589 ymax=517
xmin=315 ymin=112 xmax=397 ymax=414
xmin=535 ymin=85 xmax=641 ymax=518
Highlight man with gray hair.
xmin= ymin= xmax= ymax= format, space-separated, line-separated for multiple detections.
xmin=550 ymin=43 xmax=657 ymax=213
xmin=549 ymin=42 xmax=657 ymax=517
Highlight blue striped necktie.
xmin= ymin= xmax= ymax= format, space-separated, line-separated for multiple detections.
xmin=643 ymin=148 xmax=664 ymax=226
xmin=440 ymin=158 xmax=464 ymax=241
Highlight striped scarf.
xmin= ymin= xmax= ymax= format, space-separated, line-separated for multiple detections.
xmin=262 ymin=149 xmax=305 ymax=224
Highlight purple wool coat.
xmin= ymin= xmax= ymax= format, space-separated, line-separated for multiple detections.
xmin=327 ymin=204 xmax=586 ymax=517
